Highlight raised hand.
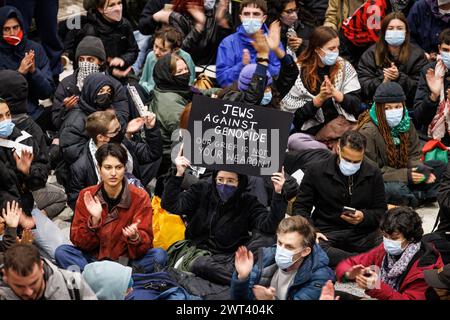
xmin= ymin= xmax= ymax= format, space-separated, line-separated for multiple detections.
xmin=109 ymin=57 xmax=125 ymax=68
xmin=316 ymin=232 xmax=328 ymax=243
xmin=215 ymin=0 xmax=230 ymax=28
xmin=83 ymin=191 xmax=103 ymax=225
xmin=175 ymin=145 xmax=190 ymax=177
xmin=186 ymin=2 xmax=206 ymax=32
xmin=266 ymin=21 xmax=281 ymax=51
xmin=235 ymin=246 xmax=254 ymax=280
xmin=143 ymin=112 xmax=157 ymax=129
xmin=63 ymin=95 xmax=79 ymax=110
xmin=18 ymin=52 xmax=33 ymax=74
xmin=2 ymin=201 xmax=22 ymax=228
xmin=126 ymin=117 xmax=145 ymax=136
xmin=13 ymin=149 xmax=34 ymax=175
xmin=28 ymin=50 xmax=36 ymax=73
xmin=271 ymin=166 xmax=285 ymax=194
xmin=252 ymin=285 xmax=276 ymax=300
xmin=16 ymin=229 xmax=34 ymax=245
xmin=319 ymin=280 xmax=340 ymax=300
xmin=112 ymin=66 xmax=132 ymax=79
xmin=153 ymin=8 xmax=172 ymax=24
xmin=426 ymin=66 xmax=444 ymax=101
xmin=122 ymin=219 xmax=141 ymax=241
xmin=344 ymin=264 xmax=365 ymax=280
xmin=251 ymin=30 xmax=270 ymax=58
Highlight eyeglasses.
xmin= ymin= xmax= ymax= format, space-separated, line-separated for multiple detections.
xmin=283 ymin=8 xmax=298 ymax=15
xmin=105 ymin=125 xmax=121 ymax=137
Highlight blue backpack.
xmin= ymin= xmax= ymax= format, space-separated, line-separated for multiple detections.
xmin=125 ymin=272 xmax=202 ymax=300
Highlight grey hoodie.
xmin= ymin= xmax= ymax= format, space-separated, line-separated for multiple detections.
xmin=0 ymin=258 xmax=97 ymax=300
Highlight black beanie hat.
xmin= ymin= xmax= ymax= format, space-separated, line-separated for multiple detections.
xmin=0 ymin=70 xmax=28 ymax=115
xmin=373 ymin=82 xmax=406 ymax=103
xmin=75 ymin=36 xmax=106 ymax=62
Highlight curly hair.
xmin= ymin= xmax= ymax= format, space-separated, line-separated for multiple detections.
xmin=381 ymin=207 xmax=423 ymax=243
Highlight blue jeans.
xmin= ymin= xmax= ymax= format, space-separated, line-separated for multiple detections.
xmin=55 ymin=245 xmax=168 ymax=273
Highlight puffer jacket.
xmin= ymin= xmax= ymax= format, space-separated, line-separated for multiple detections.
xmin=230 ymin=244 xmax=334 ymax=300
xmin=336 ymin=241 xmax=444 ymax=300
xmin=161 ymin=170 xmax=288 ymax=254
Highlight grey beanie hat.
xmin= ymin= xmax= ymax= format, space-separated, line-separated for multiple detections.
xmin=75 ymin=36 xmax=106 ymax=62
xmin=373 ymin=82 xmax=406 ymax=103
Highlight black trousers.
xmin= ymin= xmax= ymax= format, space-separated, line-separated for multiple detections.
xmin=319 ymin=229 xmax=382 ymax=268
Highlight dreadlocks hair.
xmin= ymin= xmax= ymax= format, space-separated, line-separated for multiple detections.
xmin=357 ymin=103 xmax=409 ymax=168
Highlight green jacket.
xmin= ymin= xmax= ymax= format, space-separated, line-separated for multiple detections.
xmin=359 ymin=120 xmax=422 ymax=183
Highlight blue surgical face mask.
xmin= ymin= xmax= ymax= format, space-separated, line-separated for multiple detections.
xmin=216 ymin=183 xmax=238 ymax=202
xmin=0 ymin=119 xmax=15 ymax=138
xmin=385 ymin=30 xmax=406 ymax=47
xmin=261 ymin=91 xmax=272 ymax=105
xmin=383 ymin=237 xmax=405 ymax=256
xmin=319 ymin=48 xmax=339 ymax=66
xmin=275 ymin=245 xmax=302 ymax=270
xmin=204 ymin=0 xmax=216 ymax=10
xmin=339 ymin=157 xmax=361 ymax=176
xmin=385 ymin=108 xmax=404 ymax=128
xmin=441 ymin=51 xmax=450 ymax=69
xmin=242 ymin=18 xmax=263 ymax=34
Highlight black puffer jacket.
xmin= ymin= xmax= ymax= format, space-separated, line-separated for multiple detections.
xmin=358 ymin=43 xmax=428 ymax=106
xmin=65 ymin=9 xmax=138 ymax=68
xmin=138 ymin=0 xmax=172 ymax=36
xmin=67 ymin=124 xmax=163 ymax=210
xmin=169 ymin=8 xmax=233 ymax=65
xmin=0 ymin=126 xmax=49 ymax=214
xmin=161 ymin=170 xmax=288 ymax=254
xmin=52 ymin=70 xmax=130 ymax=130
xmin=59 ymin=73 xmax=125 ymax=166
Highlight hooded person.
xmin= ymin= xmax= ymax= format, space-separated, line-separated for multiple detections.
xmin=82 ymin=261 xmax=133 ymax=300
xmin=52 ymin=35 xmax=129 ymax=130
xmin=161 ymin=159 xmax=287 ymax=284
xmin=0 ymin=98 xmax=48 ymax=216
xmin=357 ymin=82 xmax=446 ymax=207
xmin=149 ymin=53 xmax=193 ymax=174
xmin=0 ymin=6 xmax=54 ymax=126
xmin=59 ymin=73 xmax=125 ymax=168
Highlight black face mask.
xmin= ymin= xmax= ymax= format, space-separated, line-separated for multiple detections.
xmin=173 ymin=73 xmax=190 ymax=89
xmin=95 ymin=93 xmax=113 ymax=110
xmin=109 ymin=128 xmax=125 ymax=144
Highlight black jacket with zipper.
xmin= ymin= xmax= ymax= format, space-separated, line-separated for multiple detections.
xmin=161 ymin=170 xmax=288 ymax=254
xmin=293 ymin=154 xmax=387 ymax=234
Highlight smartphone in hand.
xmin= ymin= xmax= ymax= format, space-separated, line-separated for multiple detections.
xmin=343 ymin=206 xmax=356 ymax=216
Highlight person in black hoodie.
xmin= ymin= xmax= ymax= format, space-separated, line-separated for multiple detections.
xmin=59 ymin=73 xmax=128 ymax=169
xmin=0 ymin=6 xmax=55 ymax=131
xmin=293 ymin=130 xmax=387 ymax=267
xmin=0 ymin=98 xmax=48 ymax=216
xmin=0 ymin=70 xmax=67 ymax=219
xmin=53 ymin=36 xmax=130 ymax=131
xmin=64 ymin=0 xmax=139 ymax=81
xmin=161 ymin=151 xmax=287 ymax=284
xmin=67 ymin=110 xmax=162 ymax=210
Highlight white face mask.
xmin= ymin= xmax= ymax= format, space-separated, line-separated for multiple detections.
xmin=385 ymin=108 xmax=404 ymax=128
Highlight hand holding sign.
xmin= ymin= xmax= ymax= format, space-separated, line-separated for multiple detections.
xmin=175 ymin=145 xmax=191 ymax=177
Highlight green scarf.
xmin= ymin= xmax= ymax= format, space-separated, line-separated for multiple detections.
xmin=369 ymin=103 xmax=410 ymax=145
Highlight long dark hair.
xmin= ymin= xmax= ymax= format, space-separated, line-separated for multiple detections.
xmin=375 ymin=12 xmax=410 ymax=67
xmin=266 ymin=0 xmax=315 ymax=26
xmin=297 ymin=26 xmax=340 ymax=94
xmin=357 ymin=103 xmax=409 ymax=168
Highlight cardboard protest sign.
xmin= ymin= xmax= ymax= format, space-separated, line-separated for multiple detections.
xmin=185 ymin=95 xmax=293 ymax=176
